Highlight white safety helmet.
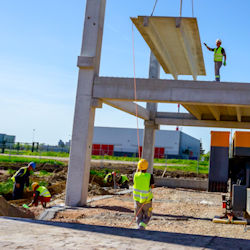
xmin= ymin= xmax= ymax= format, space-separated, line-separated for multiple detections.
xmin=216 ymin=39 xmax=222 ymax=44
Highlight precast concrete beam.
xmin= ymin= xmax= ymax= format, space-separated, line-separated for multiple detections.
xmin=93 ymin=77 xmax=250 ymax=106
xmin=103 ymin=100 xmax=150 ymax=120
xmin=155 ymin=114 xmax=250 ymax=129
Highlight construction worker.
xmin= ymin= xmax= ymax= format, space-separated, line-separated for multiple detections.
xmin=11 ymin=162 xmax=36 ymax=200
xmin=117 ymin=174 xmax=129 ymax=189
xmin=28 ymin=182 xmax=51 ymax=208
xmin=104 ymin=171 xmax=114 ymax=184
xmin=133 ymin=159 xmax=154 ymax=230
xmin=204 ymin=39 xmax=226 ymax=82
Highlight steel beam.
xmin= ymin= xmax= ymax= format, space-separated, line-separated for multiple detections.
xmin=93 ymin=77 xmax=250 ymax=106
xmin=103 ymin=100 xmax=150 ymax=120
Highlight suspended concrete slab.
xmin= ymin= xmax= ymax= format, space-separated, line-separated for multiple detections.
xmin=131 ymin=16 xmax=206 ymax=80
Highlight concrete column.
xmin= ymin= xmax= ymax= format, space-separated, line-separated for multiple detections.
xmin=65 ymin=0 xmax=106 ymax=206
xmin=142 ymin=52 xmax=160 ymax=174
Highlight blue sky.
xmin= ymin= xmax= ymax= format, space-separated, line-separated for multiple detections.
xmin=1 ymin=0 xmax=250 ymax=152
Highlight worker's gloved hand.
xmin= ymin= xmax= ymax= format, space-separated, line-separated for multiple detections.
xmin=15 ymin=183 xmax=20 ymax=188
xmin=26 ymin=187 xmax=30 ymax=192
xmin=223 ymin=61 xmax=226 ymax=66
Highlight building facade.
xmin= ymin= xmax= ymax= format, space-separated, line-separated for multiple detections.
xmin=92 ymin=127 xmax=200 ymax=159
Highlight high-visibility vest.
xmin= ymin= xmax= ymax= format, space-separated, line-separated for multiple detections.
xmin=11 ymin=167 xmax=27 ymax=182
xmin=36 ymin=186 xmax=51 ymax=198
xmin=121 ymin=175 xmax=129 ymax=183
xmin=133 ymin=172 xmax=153 ymax=203
xmin=104 ymin=173 xmax=112 ymax=183
xmin=214 ymin=47 xmax=223 ymax=62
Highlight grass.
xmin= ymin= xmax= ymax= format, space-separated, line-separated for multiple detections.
xmin=0 ymin=155 xmax=65 ymax=166
xmin=4 ymin=149 xmax=69 ymax=157
xmin=0 ymin=179 xmax=13 ymax=194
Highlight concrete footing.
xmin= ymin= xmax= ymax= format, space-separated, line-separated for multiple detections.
xmin=155 ymin=177 xmax=208 ymax=191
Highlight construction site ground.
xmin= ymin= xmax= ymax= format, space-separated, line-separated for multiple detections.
xmin=1 ymin=160 xmax=250 ymax=249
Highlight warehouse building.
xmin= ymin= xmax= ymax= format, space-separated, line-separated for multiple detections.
xmin=0 ymin=133 xmax=15 ymax=148
xmin=92 ymin=127 xmax=200 ymax=159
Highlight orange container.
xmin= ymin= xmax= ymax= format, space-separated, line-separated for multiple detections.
xmin=233 ymin=131 xmax=250 ymax=148
xmin=211 ymin=131 xmax=230 ymax=147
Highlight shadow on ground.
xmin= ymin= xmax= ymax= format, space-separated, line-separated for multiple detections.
xmin=2 ymin=217 xmax=249 ymax=249
xmin=86 ymin=205 xmax=211 ymax=221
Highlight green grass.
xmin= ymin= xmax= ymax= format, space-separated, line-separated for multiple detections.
xmin=154 ymin=164 xmax=209 ymax=174
xmin=0 ymin=179 xmax=13 ymax=194
xmin=0 ymin=155 xmax=65 ymax=166
xmin=4 ymin=149 xmax=69 ymax=157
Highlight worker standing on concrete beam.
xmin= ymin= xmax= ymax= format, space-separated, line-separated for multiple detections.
xmin=133 ymin=159 xmax=154 ymax=230
xmin=204 ymin=39 xmax=226 ymax=82
xmin=11 ymin=162 xmax=36 ymax=200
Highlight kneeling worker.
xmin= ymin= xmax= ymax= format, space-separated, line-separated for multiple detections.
xmin=29 ymin=182 xmax=51 ymax=208
xmin=133 ymin=159 xmax=154 ymax=230
xmin=117 ymin=174 xmax=129 ymax=189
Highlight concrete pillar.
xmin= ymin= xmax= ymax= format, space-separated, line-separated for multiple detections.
xmin=142 ymin=52 xmax=160 ymax=174
xmin=65 ymin=0 xmax=106 ymax=206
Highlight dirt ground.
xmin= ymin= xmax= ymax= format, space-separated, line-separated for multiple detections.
xmin=1 ymin=161 xmax=250 ymax=241
xmin=52 ymin=187 xmax=250 ymax=240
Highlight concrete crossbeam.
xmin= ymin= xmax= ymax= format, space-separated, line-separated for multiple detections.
xmin=93 ymin=77 xmax=250 ymax=106
xmin=155 ymin=112 xmax=250 ymax=129
xmin=103 ymin=100 xmax=150 ymax=120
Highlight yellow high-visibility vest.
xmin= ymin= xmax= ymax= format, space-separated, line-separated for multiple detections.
xmin=11 ymin=167 xmax=27 ymax=182
xmin=133 ymin=172 xmax=153 ymax=203
xmin=36 ymin=186 xmax=51 ymax=198
xmin=214 ymin=47 xmax=223 ymax=62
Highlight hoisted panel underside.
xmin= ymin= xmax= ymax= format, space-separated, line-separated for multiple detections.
xmin=131 ymin=16 xmax=206 ymax=80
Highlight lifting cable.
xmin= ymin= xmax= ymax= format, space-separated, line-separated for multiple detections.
xmin=180 ymin=0 xmax=195 ymax=17
xmin=132 ymin=24 xmax=141 ymax=159
xmin=151 ymin=0 xmax=158 ymax=16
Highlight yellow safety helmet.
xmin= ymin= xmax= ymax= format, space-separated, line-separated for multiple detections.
xmin=31 ymin=182 xmax=39 ymax=191
xmin=137 ymin=159 xmax=148 ymax=171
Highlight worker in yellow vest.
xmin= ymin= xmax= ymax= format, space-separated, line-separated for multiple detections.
xmin=133 ymin=159 xmax=154 ymax=230
xmin=11 ymin=162 xmax=36 ymax=200
xmin=28 ymin=182 xmax=51 ymax=208
xmin=204 ymin=39 xmax=226 ymax=82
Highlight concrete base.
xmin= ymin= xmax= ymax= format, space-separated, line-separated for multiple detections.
xmin=155 ymin=177 xmax=208 ymax=191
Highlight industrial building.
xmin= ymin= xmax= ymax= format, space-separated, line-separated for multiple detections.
xmin=0 ymin=133 xmax=15 ymax=148
xmin=92 ymin=127 xmax=200 ymax=159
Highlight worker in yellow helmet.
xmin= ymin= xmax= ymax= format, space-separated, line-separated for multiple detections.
xmin=204 ymin=39 xmax=226 ymax=82
xmin=133 ymin=159 xmax=154 ymax=230
xmin=28 ymin=182 xmax=51 ymax=208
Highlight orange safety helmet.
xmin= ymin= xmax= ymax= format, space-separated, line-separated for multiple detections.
xmin=31 ymin=182 xmax=39 ymax=191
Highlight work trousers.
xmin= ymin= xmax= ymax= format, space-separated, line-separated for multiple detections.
xmin=33 ymin=195 xmax=51 ymax=207
xmin=134 ymin=201 xmax=153 ymax=230
xmin=12 ymin=183 xmax=24 ymax=200
xmin=214 ymin=61 xmax=222 ymax=82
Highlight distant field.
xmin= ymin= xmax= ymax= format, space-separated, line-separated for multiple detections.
xmin=0 ymin=155 xmax=65 ymax=165
xmin=0 ymin=154 xmax=209 ymax=174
